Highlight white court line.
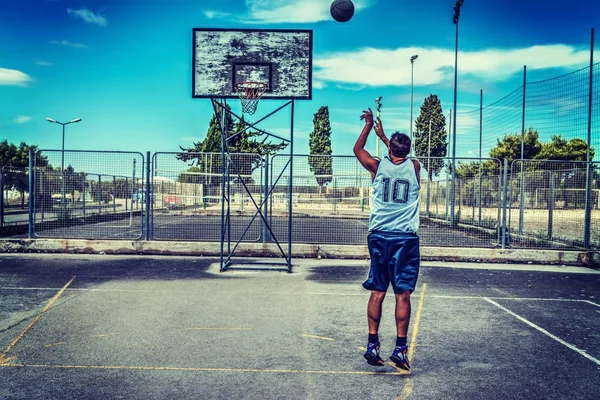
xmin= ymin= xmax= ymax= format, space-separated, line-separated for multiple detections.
xmin=0 ymin=287 xmax=598 ymax=307
xmin=483 ymin=297 xmax=600 ymax=366
xmin=582 ymin=300 xmax=600 ymax=307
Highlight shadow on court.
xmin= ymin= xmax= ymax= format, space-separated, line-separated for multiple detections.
xmin=0 ymin=254 xmax=599 ymax=400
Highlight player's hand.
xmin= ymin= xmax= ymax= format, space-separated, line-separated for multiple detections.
xmin=360 ymin=108 xmax=374 ymax=126
xmin=374 ymin=117 xmax=384 ymax=137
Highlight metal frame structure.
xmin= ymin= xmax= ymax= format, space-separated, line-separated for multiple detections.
xmin=211 ymin=98 xmax=295 ymax=272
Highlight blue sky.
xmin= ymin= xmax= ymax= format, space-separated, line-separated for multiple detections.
xmin=1 ymin=0 xmax=598 ymax=161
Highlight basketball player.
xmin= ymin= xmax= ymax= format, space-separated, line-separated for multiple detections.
xmin=354 ymin=108 xmax=421 ymax=370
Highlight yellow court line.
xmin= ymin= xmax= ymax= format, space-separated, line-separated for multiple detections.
xmin=397 ymin=282 xmax=428 ymax=400
xmin=96 ymin=333 xmax=121 ymax=338
xmin=302 ymin=334 xmax=335 ymax=341
xmin=184 ymin=327 xmax=252 ymax=331
xmin=0 ymin=276 xmax=76 ymax=365
xmin=44 ymin=342 xmax=65 ymax=348
xmin=408 ymin=283 xmax=427 ymax=362
xmin=0 ymin=363 xmax=408 ymax=376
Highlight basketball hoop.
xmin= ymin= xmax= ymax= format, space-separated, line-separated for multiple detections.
xmin=235 ymin=81 xmax=268 ymax=115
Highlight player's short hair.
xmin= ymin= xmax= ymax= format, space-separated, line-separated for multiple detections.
xmin=389 ymin=132 xmax=411 ymax=157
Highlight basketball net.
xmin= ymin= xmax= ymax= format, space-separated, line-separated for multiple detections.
xmin=234 ymin=81 xmax=268 ymax=115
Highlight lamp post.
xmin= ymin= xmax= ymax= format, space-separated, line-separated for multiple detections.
xmin=410 ymin=54 xmax=418 ymax=154
xmin=46 ymin=117 xmax=82 ymax=210
xmin=450 ymin=0 xmax=464 ymax=226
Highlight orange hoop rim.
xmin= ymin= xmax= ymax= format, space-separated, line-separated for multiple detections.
xmin=235 ymin=81 xmax=268 ymax=99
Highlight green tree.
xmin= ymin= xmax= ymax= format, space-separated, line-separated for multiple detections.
xmin=488 ymin=128 xmax=542 ymax=165
xmin=178 ymin=106 xmax=286 ymax=186
xmin=308 ymin=106 xmax=333 ymax=190
xmin=534 ymin=135 xmax=595 ymax=209
xmin=0 ymin=141 xmax=50 ymax=206
xmin=413 ymin=94 xmax=447 ymax=178
xmin=535 ymin=135 xmax=593 ymax=162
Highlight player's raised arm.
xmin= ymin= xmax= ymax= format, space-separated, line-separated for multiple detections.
xmin=374 ymin=116 xmax=390 ymax=151
xmin=354 ymin=108 xmax=380 ymax=178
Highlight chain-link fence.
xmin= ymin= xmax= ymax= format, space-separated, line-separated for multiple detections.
xmin=455 ymin=63 xmax=598 ymax=160
xmin=508 ymin=160 xmax=599 ymax=249
xmin=270 ymin=154 xmax=371 ymax=245
xmin=31 ymin=150 xmax=145 ymax=239
xmin=3 ymin=150 xmax=600 ymax=250
xmin=151 ymin=152 xmax=265 ymax=242
xmin=420 ymin=157 xmax=504 ymax=248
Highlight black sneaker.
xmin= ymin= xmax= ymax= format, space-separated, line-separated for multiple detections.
xmin=390 ymin=345 xmax=410 ymax=370
xmin=364 ymin=341 xmax=384 ymax=366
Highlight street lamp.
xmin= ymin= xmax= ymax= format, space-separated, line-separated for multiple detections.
xmin=450 ymin=0 xmax=464 ymax=226
xmin=409 ymin=54 xmax=418 ymax=154
xmin=46 ymin=117 xmax=82 ymax=209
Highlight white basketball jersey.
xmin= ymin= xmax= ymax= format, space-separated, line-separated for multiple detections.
xmin=369 ymin=157 xmax=420 ymax=233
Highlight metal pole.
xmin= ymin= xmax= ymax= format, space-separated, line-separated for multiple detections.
xmin=501 ymin=159 xmax=508 ymax=249
xmin=584 ymin=28 xmax=595 ymax=248
xmin=410 ymin=55 xmax=418 ymax=152
xmin=28 ymin=149 xmax=34 ymax=238
xmin=426 ymin=118 xmax=432 ymax=217
xmin=61 ymin=123 xmax=66 ymax=214
xmin=263 ymin=155 xmax=269 ymax=243
xmin=478 ymin=89 xmax=483 ymax=224
xmin=518 ymin=66 xmax=526 ymax=235
xmin=450 ymin=1 xmax=463 ymax=226
xmin=548 ymin=171 xmax=554 ymax=239
xmin=288 ymin=100 xmax=295 ymax=272
xmin=145 ymin=152 xmax=151 ymax=240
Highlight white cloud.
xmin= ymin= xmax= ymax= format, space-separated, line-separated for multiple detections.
xmin=0 ymin=68 xmax=31 ymax=86
xmin=67 ymin=8 xmax=107 ymax=27
xmin=14 ymin=116 xmax=31 ymax=124
xmin=51 ymin=40 xmax=88 ymax=49
xmin=203 ymin=10 xmax=232 ymax=20
xmin=312 ymin=80 xmax=325 ymax=90
xmin=314 ymin=44 xmax=590 ymax=88
xmin=199 ymin=0 xmax=371 ymax=24
xmin=243 ymin=0 xmax=331 ymax=23
xmin=37 ymin=61 xmax=54 ymax=67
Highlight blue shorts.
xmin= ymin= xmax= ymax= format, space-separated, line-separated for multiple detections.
xmin=363 ymin=231 xmax=420 ymax=294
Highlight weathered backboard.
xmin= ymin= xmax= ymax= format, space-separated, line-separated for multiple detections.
xmin=192 ymin=28 xmax=313 ymax=100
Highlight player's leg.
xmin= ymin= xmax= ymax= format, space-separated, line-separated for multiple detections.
xmin=364 ymin=291 xmax=386 ymax=366
xmin=362 ymin=232 xmax=389 ymax=366
xmin=390 ymin=291 xmax=411 ymax=369
xmin=388 ymin=234 xmax=420 ymax=370
xmin=394 ymin=291 xmax=411 ymax=338
xmin=367 ymin=290 xmax=386 ymax=334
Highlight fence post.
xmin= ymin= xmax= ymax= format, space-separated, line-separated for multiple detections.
xmin=518 ymin=66 xmax=527 ymax=235
xmin=28 ymin=149 xmax=34 ymax=238
xmin=548 ymin=171 xmax=554 ymax=240
xmin=478 ymin=89 xmax=483 ymax=225
xmin=145 ymin=151 xmax=151 ymax=241
xmin=263 ymin=154 xmax=269 ymax=243
xmin=583 ymin=28 xmax=594 ymax=249
xmin=82 ymin=174 xmax=86 ymax=217
xmin=501 ymin=159 xmax=508 ymax=249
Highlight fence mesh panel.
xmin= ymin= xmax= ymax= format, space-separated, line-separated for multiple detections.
xmin=152 ymin=152 xmax=262 ymax=242
xmin=33 ymin=150 xmax=144 ymax=239
xmin=526 ymin=67 xmax=592 ymax=150
xmin=270 ymin=154 xmax=371 ymax=245
xmin=421 ymin=157 xmax=503 ymax=248
xmin=509 ymin=160 xmax=598 ymax=249
xmin=1 ymin=166 xmax=29 ymax=226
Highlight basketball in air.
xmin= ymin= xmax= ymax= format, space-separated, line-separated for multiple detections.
xmin=330 ymin=0 xmax=355 ymax=23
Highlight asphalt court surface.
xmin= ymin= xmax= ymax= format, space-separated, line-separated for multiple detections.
xmin=29 ymin=213 xmax=497 ymax=248
xmin=0 ymin=254 xmax=599 ymax=399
